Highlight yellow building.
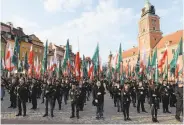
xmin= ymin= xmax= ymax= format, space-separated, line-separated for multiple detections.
xmin=29 ymin=34 xmax=44 ymax=63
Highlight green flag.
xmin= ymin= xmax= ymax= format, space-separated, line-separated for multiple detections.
xmin=24 ymin=52 xmax=29 ymax=71
xmin=62 ymin=39 xmax=70 ymax=69
xmin=170 ymin=37 xmax=183 ymax=73
xmin=116 ymin=43 xmax=122 ymax=73
xmin=92 ymin=43 xmax=99 ymax=76
xmin=82 ymin=55 xmax=88 ymax=78
xmin=151 ymin=48 xmax=157 ymax=68
xmin=12 ymin=36 xmax=19 ymax=67
xmin=155 ymin=58 xmax=159 ymax=85
xmin=42 ymin=40 xmax=48 ymax=74
xmin=18 ymin=60 xmax=23 ymax=72
xmin=135 ymin=51 xmax=140 ymax=77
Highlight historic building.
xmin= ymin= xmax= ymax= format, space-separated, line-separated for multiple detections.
xmin=121 ymin=1 xmax=183 ymax=79
xmin=29 ymin=34 xmax=44 ymax=63
xmin=1 ymin=34 xmax=7 ymax=59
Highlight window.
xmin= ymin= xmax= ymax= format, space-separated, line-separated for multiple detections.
xmin=152 ymin=19 xmax=156 ymax=25
xmin=143 ymin=29 xmax=145 ymax=32
xmin=153 ymin=27 xmax=156 ymax=30
xmin=161 ymin=51 xmax=164 ymax=54
xmin=35 ymin=49 xmax=37 ymax=52
xmin=133 ymin=52 xmax=135 ymax=55
xmin=172 ymin=49 xmax=175 ymax=54
xmin=155 ymin=38 xmax=157 ymax=41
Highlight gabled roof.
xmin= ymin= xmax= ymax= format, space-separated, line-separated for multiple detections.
xmin=154 ymin=30 xmax=183 ymax=49
xmin=122 ymin=47 xmax=139 ymax=58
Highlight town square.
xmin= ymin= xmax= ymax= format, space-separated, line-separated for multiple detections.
xmin=1 ymin=0 xmax=183 ymax=124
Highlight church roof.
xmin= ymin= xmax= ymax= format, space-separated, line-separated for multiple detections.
xmin=122 ymin=47 xmax=139 ymax=58
xmin=154 ymin=30 xmax=183 ymax=49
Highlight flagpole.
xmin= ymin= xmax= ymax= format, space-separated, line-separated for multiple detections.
xmin=167 ymin=51 xmax=168 ymax=83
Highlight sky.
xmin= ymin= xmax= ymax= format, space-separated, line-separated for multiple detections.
xmin=1 ymin=0 xmax=183 ymax=63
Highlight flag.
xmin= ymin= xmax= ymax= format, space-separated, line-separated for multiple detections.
xmin=18 ymin=59 xmax=23 ymax=72
xmin=175 ymin=60 xmax=180 ymax=78
xmin=12 ymin=37 xmax=19 ymax=67
xmin=170 ymin=38 xmax=183 ymax=73
xmin=140 ymin=47 xmax=146 ymax=73
xmin=24 ymin=52 xmax=29 ymax=71
xmin=5 ymin=44 xmax=14 ymax=71
xmin=42 ymin=40 xmax=48 ymax=74
xmin=88 ymin=63 xmax=94 ymax=78
xmin=92 ymin=43 xmax=99 ymax=76
xmin=28 ymin=45 xmax=34 ymax=76
xmin=53 ymin=49 xmax=57 ymax=69
xmin=146 ymin=55 xmax=151 ymax=76
xmin=111 ymin=53 xmax=118 ymax=71
xmin=75 ymin=52 xmax=80 ymax=80
xmin=155 ymin=58 xmax=158 ymax=85
xmin=1 ymin=58 xmax=5 ymax=71
xmin=135 ymin=51 xmax=140 ymax=76
xmin=151 ymin=48 xmax=157 ymax=68
xmin=158 ymin=49 xmax=168 ymax=69
xmin=116 ymin=43 xmax=122 ymax=73
xmin=82 ymin=55 xmax=88 ymax=78
xmin=63 ymin=39 xmax=70 ymax=70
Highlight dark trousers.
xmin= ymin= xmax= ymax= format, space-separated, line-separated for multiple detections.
xmin=123 ymin=102 xmax=130 ymax=118
xmin=114 ymin=96 xmax=117 ymax=106
xmin=131 ymin=95 xmax=136 ymax=107
xmin=31 ymin=96 xmax=37 ymax=109
xmin=162 ymin=97 xmax=169 ymax=112
xmin=176 ymin=100 xmax=183 ymax=117
xmin=10 ymin=94 xmax=17 ymax=108
xmin=71 ymin=102 xmax=80 ymax=117
xmin=116 ymin=98 xmax=121 ymax=111
xmin=41 ymin=92 xmax=44 ymax=103
xmin=17 ymin=98 xmax=26 ymax=115
xmin=96 ymin=104 xmax=103 ymax=117
xmin=45 ymin=97 xmax=54 ymax=115
xmin=137 ymin=100 xmax=145 ymax=112
xmin=64 ymin=92 xmax=68 ymax=104
xmin=151 ymin=104 xmax=158 ymax=119
xmin=53 ymin=96 xmax=61 ymax=110
xmin=87 ymin=91 xmax=90 ymax=101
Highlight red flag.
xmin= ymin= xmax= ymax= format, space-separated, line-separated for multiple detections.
xmin=175 ymin=60 xmax=180 ymax=78
xmin=5 ymin=44 xmax=14 ymax=71
xmin=158 ymin=49 xmax=168 ymax=68
xmin=28 ymin=45 xmax=34 ymax=76
xmin=88 ymin=64 xmax=94 ymax=77
xmin=75 ymin=52 xmax=80 ymax=80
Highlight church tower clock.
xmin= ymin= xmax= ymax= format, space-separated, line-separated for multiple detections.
xmin=138 ymin=0 xmax=163 ymax=55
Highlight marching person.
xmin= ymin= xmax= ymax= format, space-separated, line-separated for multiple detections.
xmin=70 ymin=84 xmax=81 ymax=119
xmin=53 ymin=80 xmax=62 ymax=110
xmin=43 ymin=79 xmax=56 ymax=117
xmin=137 ymin=81 xmax=147 ymax=113
xmin=149 ymin=83 xmax=159 ymax=122
xmin=16 ymin=77 xmax=28 ymax=117
xmin=130 ymin=81 xmax=137 ymax=107
xmin=121 ymin=84 xmax=131 ymax=121
xmin=114 ymin=82 xmax=121 ymax=112
xmin=160 ymin=80 xmax=171 ymax=113
xmin=93 ymin=81 xmax=105 ymax=120
xmin=30 ymin=79 xmax=38 ymax=110
xmin=175 ymin=81 xmax=183 ymax=122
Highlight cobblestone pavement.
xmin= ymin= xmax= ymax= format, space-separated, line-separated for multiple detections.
xmin=1 ymin=91 xmax=183 ymax=124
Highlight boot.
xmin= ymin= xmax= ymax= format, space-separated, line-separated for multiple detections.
xmin=43 ymin=114 xmax=48 ymax=117
xmin=16 ymin=113 xmax=22 ymax=116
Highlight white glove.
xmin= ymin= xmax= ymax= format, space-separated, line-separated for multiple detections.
xmin=97 ymin=92 xmax=101 ymax=95
xmin=140 ymin=92 xmax=143 ymax=94
xmin=95 ymin=99 xmax=98 ymax=103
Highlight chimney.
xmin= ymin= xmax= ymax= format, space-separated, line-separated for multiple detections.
xmin=17 ymin=27 xmax=23 ymax=31
xmin=6 ymin=22 xmax=13 ymax=30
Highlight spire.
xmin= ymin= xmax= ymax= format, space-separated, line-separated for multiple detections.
xmin=144 ymin=0 xmax=151 ymax=8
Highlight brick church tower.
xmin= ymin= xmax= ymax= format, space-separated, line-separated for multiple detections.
xmin=138 ymin=0 xmax=163 ymax=55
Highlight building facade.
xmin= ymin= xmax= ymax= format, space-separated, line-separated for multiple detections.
xmin=119 ymin=1 xmax=183 ymax=80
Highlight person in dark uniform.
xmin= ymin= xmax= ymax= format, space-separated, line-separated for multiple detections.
xmin=169 ymin=82 xmax=176 ymax=107
xmin=149 ymin=83 xmax=159 ymax=122
xmin=160 ymin=80 xmax=171 ymax=113
xmin=7 ymin=77 xmax=17 ymax=108
xmin=121 ymin=84 xmax=131 ymax=121
xmin=41 ymin=78 xmax=47 ymax=104
xmin=53 ymin=80 xmax=62 ymax=110
xmin=63 ymin=79 xmax=70 ymax=105
xmin=93 ymin=81 xmax=105 ymax=120
xmin=16 ymin=77 xmax=28 ymax=116
xmin=30 ymin=79 xmax=38 ymax=110
xmin=130 ymin=81 xmax=137 ymax=107
xmin=114 ymin=83 xmax=122 ymax=112
xmin=112 ymin=81 xmax=117 ymax=107
xmin=43 ymin=79 xmax=56 ymax=117
xmin=137 ymin=81 xmax=147 ymax=113
xmin=70 ymin=84 xmax=81 ymax=119
xmin=175 ymin=81 xmax=183 ymax=122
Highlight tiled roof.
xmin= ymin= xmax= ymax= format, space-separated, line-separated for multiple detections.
xmin=154 ymin=30 xmax=183 ymax=49
xmin=122 ymin=47 xmax=139 ymax=58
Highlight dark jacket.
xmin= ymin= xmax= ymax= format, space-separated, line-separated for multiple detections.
xmin=93 ymin=85 xmax=105 ymax=105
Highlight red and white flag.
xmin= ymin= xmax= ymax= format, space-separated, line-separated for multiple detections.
xmin=5 ymin=44 xmax=14 ymax=71
xmin=28 ymin=45 xmax=34 ymax=76
xmin=75 ymin=52 xmax=80 ymax=80
xmin=158 ymin=49 xmax=168 ymax=69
